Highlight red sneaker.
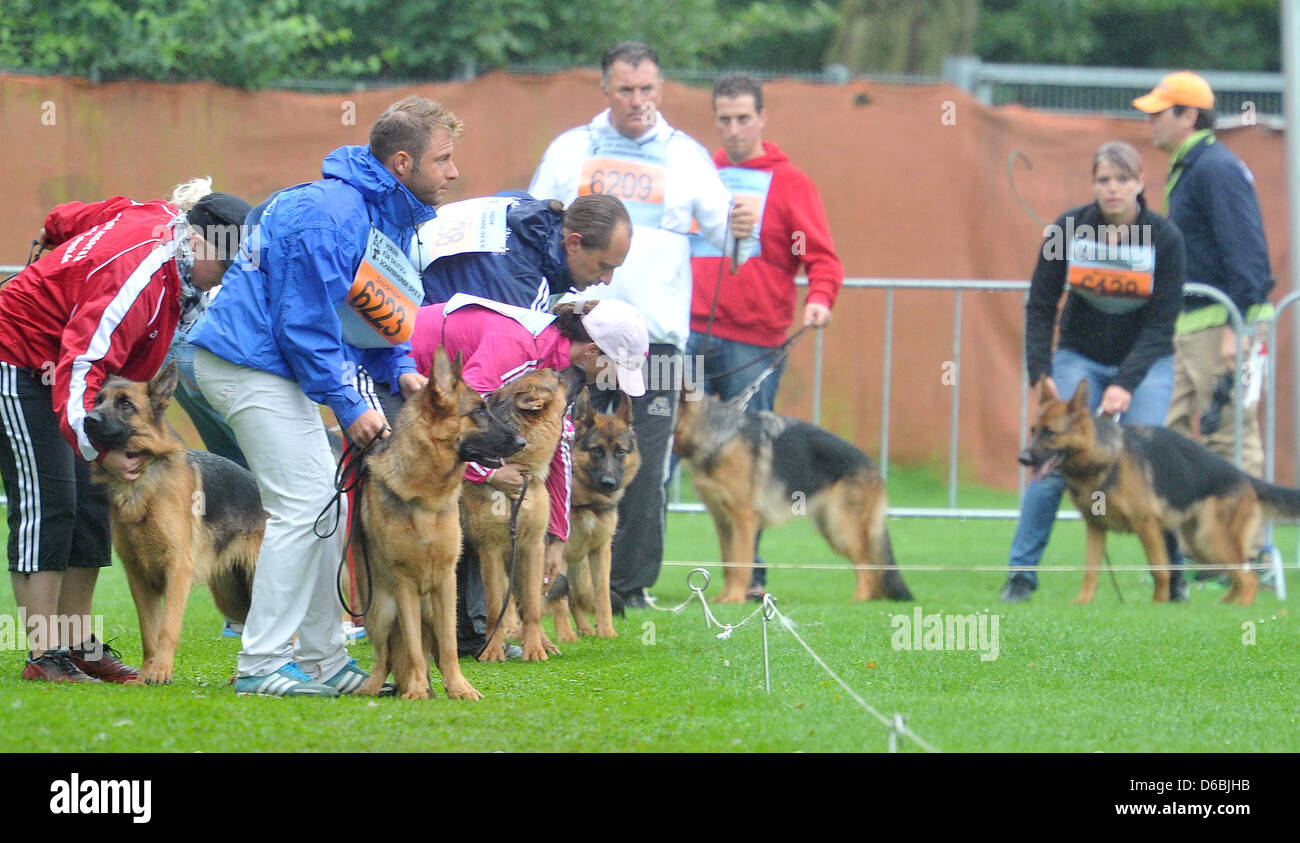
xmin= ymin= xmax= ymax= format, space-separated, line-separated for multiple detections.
xmin=69 ymin=638 xmax=142 ymax=684
xmin=21 ymin=649 xmax=101 ymax=683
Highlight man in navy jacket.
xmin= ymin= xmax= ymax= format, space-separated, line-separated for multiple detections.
xmin=1134 ymin=72 xmax=1274 ymax=574
xmin=418 ymin=191 xmax=630 ymax=311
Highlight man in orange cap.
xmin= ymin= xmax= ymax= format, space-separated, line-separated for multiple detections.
xmin=1134 ymin=71 xmax=1275 ymax=585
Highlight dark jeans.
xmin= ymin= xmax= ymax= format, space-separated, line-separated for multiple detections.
xmin=683 ymin=332 xmax=788 ymax=587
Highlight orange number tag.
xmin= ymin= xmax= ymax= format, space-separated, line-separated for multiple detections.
xmin=1067 ymin=265 xmax=1154 ymax=298
xmin=339 ymin=228 xmax=423 ymax=348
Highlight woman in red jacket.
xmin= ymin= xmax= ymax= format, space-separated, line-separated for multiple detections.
xmin=0 ymin=189 xmax=250 ymax=682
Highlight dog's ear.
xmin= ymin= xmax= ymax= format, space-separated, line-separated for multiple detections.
xmin=1068 ymin=379 xmax=1090 ymax=414
xmin=573 ymin=384 xmax=594 ymax=425
xmin=148 ymin=360 xmax=179 ymax=418
xmin=556 ymin=365 xmax=586 ymax=407
xmin=615 ymin=390 xmax=633 ymax=424
xmin=430 ymin=346 xmax=456 ymax=397
xmin=515 ymin=383 xmax=555 ymax=412
xmin=1037 ymin=379 xmax=1056 ymax=406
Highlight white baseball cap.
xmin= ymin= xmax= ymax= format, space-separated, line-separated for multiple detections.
xmin=581 ymin=299 xmax=649 ymax=397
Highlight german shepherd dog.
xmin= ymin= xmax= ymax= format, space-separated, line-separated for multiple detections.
xmin=353 ymin=348 xmax=525 ymax=700
xmin=82 ymin=361 xmax=265 ymax=685
xmin=549 ymin=387 xmax=640 ymax=641
xmin=1020 ymin=380 xmax=1300 ymax=606
xmin=461 ymin=366 xmax=586 ymax=662
xmin=673 ymin=393 xmax=913 ymax=604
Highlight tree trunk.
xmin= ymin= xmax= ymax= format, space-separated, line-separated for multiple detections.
xmin=826 ymin=0 xmax=979 ymax=75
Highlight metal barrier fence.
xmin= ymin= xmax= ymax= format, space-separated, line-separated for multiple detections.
xmin=943 ymin=59 xmax=1284 ymax=121
xmin=0 ymin=263 xmax=1291 ymax=591
xmin=669 ymin=276 xmax=1292 ymax=594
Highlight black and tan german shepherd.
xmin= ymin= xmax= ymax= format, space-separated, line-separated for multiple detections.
xmin=1020 ymin=380 xmax=1300 ymax=606
xmin=461 ymin=366 xmax=586 ymax=662
xmin=549 ymin=387 xmax=640 ymax=641
xmin=353 ymin=348 xmax=525 ymax=700
xmin=673 ymin=392 xmax=913 ymax=604
xmin=82 ymin=361 xmax=265 ymax=685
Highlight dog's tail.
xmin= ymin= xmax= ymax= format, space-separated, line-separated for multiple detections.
xmin=879 ymin=527 xmax=914 ymax=602
xmin=1250 ymin=477 xmax=1300 ymax=521
xmin=207 ymin=554 xmax=256 ymax=624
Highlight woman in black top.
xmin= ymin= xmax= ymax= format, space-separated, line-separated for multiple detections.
xmin=1000 ymin=141 xmax=1186 ymax=602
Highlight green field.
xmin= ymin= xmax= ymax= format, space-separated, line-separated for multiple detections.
xmin=2 ymin=467 xmax=1297 ymax=753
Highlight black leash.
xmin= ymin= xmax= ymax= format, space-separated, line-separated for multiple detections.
xmin=475 ymin=473 xmax=530 ymax=660
xmin=316 ymin=431 xmax=386 ymax=618
xmin=1 ymin=239 xmax=45 ymax=289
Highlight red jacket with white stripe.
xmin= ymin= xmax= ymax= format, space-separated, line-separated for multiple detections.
xmin=410 ymin=301 xmax=574 ymax=541
xmin=0 ymin=197 xmax=182 ymax=460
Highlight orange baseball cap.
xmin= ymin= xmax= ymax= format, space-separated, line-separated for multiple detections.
xmin=1132 ymin=71 xmax=1215 ymax=113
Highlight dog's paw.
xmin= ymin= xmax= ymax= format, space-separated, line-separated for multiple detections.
xmin=141 ymin=662 xmax=174 ymax=685
xmin=521 ymin=637 xmax=553 ymax=661
xmin=595 ymin=625 xmax=617 ymax=639
xmin=556 ymin=628 xmax=579 ymax=644
xmin=477 ymin=647 xmax=507 ymax=664
xmin=400 ymin=686 xmax=431 ymax=700
xmin=712 ymin=592 xmax=745 ymax=604
xmin=445 ymin=679 xmax=482 ymax=701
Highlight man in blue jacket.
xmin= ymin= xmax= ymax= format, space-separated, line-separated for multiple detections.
xmin=1134 ymin=72 xmax=1274 ymax=580
xmin=191 ymin=95 xmax=460 ymax=696
xmin=417 ymin=191 xmax=631 ymax=311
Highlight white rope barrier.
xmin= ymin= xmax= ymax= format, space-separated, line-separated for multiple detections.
xmin=660 ymin=559 xmax=1269 ymax=574
xmin=660 ymin=568 xmax=941 ymax=753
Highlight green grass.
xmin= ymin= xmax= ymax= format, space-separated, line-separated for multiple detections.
xmin=2 ymin=466 xmax=1297 ymax=753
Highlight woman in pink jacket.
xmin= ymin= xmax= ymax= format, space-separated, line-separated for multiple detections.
xmin=409 ymin=293 xmax=647 ymax=655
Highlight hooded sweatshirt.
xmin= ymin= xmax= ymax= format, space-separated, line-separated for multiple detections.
xmin=690 ymin=142 xmax=843 ymax=348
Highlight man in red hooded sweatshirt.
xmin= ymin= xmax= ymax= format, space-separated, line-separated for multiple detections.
xmin=688 ymin=72 xmax=845 ymax=599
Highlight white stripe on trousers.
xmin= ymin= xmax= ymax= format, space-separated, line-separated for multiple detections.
xmin=0 ymin=364 xmax=42 ymax=572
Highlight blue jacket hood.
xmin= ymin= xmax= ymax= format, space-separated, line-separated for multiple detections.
xmin=321 ymin=145 xmax=437 ymax=230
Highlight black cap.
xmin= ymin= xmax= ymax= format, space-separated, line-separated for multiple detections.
xmin=187 ymin=192 xmax=253 ymax=262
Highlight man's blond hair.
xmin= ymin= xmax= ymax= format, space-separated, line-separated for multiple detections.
xmin=370 ymin=96 xmax=464 ymax=164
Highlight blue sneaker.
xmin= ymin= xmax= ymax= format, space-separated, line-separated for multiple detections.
xmin=234 ymin=661 xmax=338 ymax=697
xmin=222 ymin=620 xmax=243 ymax=638
xmin=321 ymin=657 xmax=368 ymax=694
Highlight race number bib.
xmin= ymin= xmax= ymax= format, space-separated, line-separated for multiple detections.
xmin=690 ymin=166 xmax=770 ymax=260
xmin=580 ymin=131 xmax=668 ymax=229
xmin=408 ymin=196 xmax=514 ymax=271
xmin=339 ymin=227 xmax=424 ymax=348
xmin=1067 ymin=238 xmax=1155 ymax=315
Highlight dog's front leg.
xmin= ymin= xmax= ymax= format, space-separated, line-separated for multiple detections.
xmin=430 ymin=572 xmax=481 ymax=700
xmin=551 ymin=594 xmax=579 ymax=642
xmin=122 ymin=553 xmax=162 ymax=677
xmin=477 ymin=544 xmax=510 ymax=663
xmin=718 ymin=509 xmax=757 ymax=603
xmin=591 ymin=545 xmax=618 ymax=638
xmin=141 ymin=553 xmax=195 ymax=684
xmin=1072 ymin=524 xmax=1106 ymax=604
xmin=392 ymin=579 xmax=430 ymax=699
xmin=516 ymin=538 xmax=558 ymax=660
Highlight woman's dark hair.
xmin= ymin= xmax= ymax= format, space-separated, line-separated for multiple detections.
xmin=552 ymin=301 xmax=596 ymax=343
xmin=558 ymin=194 xmax=631 ymax=250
